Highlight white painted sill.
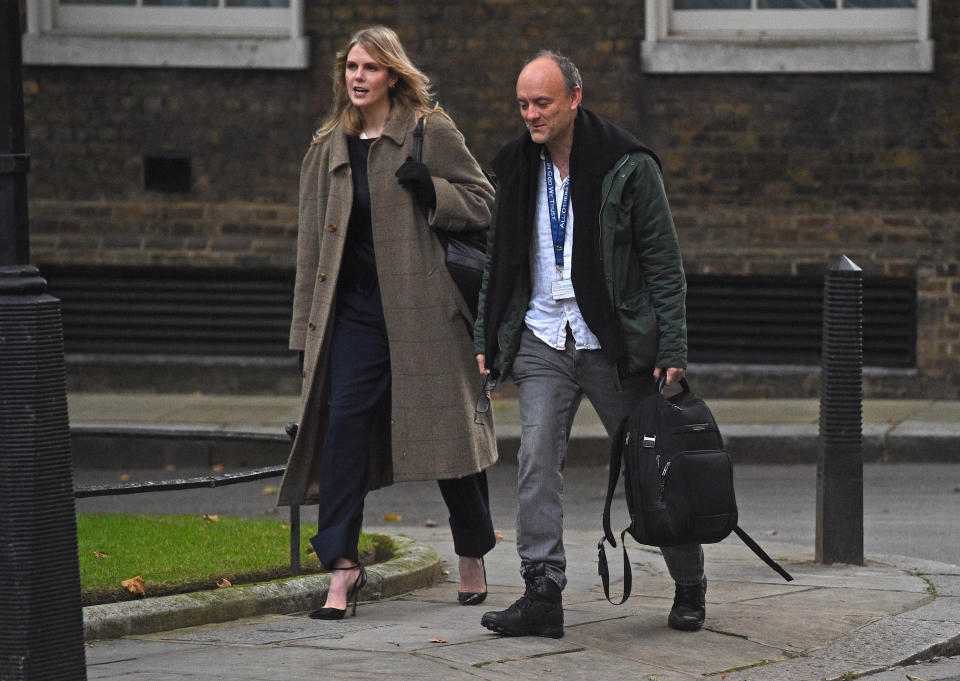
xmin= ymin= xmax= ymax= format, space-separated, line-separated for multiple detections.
xmin=641 ymin=39 xmax=934 ymax=74
xmin=22 ymin=34 xmax=309 ymax=70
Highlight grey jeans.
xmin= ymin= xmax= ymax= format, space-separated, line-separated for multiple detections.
xmin=512 ymin=327 xmax=704 ymax=591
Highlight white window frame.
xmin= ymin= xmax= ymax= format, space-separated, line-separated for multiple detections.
xmin=22 ymin=0 xmax=308 ymax=69
xmin=643 ymin=0 xmax=934 ymax=73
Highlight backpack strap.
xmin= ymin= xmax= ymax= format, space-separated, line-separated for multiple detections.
xmin=599 ymin=415 xmax=635 ymax=605
xmin=601 ymin=415 xmax=628 ymax=547
xmin=733 ymin=526 xmax=794 ymax=582
xmin=598 ymin=529 xmax=633 ymax=605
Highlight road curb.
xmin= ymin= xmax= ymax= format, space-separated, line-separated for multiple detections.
xmin=82 ymin=534 xmax=442 ymax=641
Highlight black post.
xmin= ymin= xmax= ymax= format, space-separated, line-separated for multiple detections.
xmin=1 ymin=0 xmax=30 ymax=264
xmin=0 ymin=4 xmax=88 ymax=678
xmin=815 ymin=255 xmax=864 ymax=565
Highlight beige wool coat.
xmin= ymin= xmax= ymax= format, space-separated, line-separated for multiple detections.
xmin=277 ymin=107 xmax=497 ymax=506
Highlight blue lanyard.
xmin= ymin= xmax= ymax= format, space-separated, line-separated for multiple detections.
xmin=544 ymin=155 xmax=570 ymax=270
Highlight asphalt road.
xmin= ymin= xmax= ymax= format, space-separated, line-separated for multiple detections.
xmin=75 ymin=462 xmax=960 ymax=567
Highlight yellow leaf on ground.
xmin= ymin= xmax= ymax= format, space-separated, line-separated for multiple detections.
xmin=120 ymin=474 xmax=131 ymax=482
xmin=424 ymin=519 xmax=438 ymax=527
xmin=93 ymin=551 xmax=108 ymax=559
xmin=203 ymin=514 xmax=220 ymax=522
xmin=384 ymin=513 xmax=402 ymax=522
xmin=262 ymin=486 xmax=278 ymax=494
xmin=495 ymin=531 xmax=504 ymax=540
xmin=428 ymin=637 xmax=447 ymax=643
xmin=211 ymin=464 xmax=225 ymax=472
xmin=216 ymin=577 xmax=232 ymax=588
xmin=121 ymin=576 xmax=146 ymax=596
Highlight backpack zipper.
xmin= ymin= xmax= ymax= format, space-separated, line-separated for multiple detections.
xmin=659 ymin=460 xmax=671 ymax=500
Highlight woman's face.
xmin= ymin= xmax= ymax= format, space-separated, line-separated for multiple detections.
xmin=345 ymin=44 xmax=396 ymax=116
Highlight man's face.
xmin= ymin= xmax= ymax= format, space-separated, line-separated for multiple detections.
xmin=515 ymin=58 xmax=581 ymax=148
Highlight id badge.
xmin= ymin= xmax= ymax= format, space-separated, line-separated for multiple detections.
xmin=551 ymin=278 xmax=575 ymax=301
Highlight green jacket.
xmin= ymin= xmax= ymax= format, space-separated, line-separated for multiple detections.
xmin=475 ymin=147 xmax=687 ymax=381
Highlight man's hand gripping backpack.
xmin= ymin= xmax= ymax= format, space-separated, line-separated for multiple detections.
xmin=598 ymin=376 xmax=793 ymax=604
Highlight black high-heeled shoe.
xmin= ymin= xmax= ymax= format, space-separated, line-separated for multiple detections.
xmin=310 ymin=563 xmax=367 ymax=620
xmin=458 ymin=557 xmax=487 ymax=606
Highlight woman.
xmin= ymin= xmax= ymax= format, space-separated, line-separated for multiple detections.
xmin=277 ymin=26 xmax=497 ymax=619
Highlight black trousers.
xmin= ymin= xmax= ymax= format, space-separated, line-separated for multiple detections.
xmin=310 ymin=285 xmax=495 ymax=569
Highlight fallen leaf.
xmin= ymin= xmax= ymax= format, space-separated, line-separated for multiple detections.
xmin=387 ymin=641 xmax=401 ymax=647
xmin=424 ymin=519 xmax=438 ymax=527
xmin=264 ymin=507 xmax=278 ymax=515
xmin=495 ymin=531 xmax=504 ymax=540
xmin=211 ymin=464 xmax=225 ymax=472
xmin=120 ymin=473 xmax=131 ymax=482
xmin=764 ymin=530 xmax=778 ymax=536
xmin=203 ymin=514 xmax=220 ymax=522
xmin=905 ymin=676 xmax=929 ymax=681
xmin=384 ymin=513 xmax=402 ymax=522
xmin=165 ymin=464 xmax=176 ymax=472
xmin=428 ymin=637 xmax=447 ymax=643
xmin=305 ymin=546 xmax=315 ymax=555
xmin=93 ymin=551 xmax=108 ymax=559
xmin=216 ymin=577 xmax=232 ymax=588
xmin=121 ymin=576 xmax=145 ymax=596
xmin=262 ymin=486 xmax=279 ymax=494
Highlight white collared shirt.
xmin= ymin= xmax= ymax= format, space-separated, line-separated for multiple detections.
xmin=524 ymin=151 xmax=601 ymax=351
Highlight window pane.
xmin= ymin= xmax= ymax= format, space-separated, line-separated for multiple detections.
xmin=758 ymin=0 xmax=836 ymax=7
xmin=674 ymin=1 xmax=750 ymax=8
xmin=225 ymin=0 xmax=290 ymax=6
xmin=843 ymin=0 xmax=915 ymax=6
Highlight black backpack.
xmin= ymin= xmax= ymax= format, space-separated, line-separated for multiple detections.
xmin=598 ymin=376 xmax=793 ymax=604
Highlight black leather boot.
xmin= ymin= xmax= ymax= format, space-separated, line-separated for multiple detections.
xmin=668 ymin=577 xmax=707 ymax=631
xmin=480 ymin=570 xmax=563 ymax=638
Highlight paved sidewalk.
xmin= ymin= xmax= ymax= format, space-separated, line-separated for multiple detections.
xmin=72 ymin=391 xmax=960 ymax=679
xmin=84 ymin=525 xmax=960 ymax=681
xmin=67 ymin=392 xmax=960 ymax=465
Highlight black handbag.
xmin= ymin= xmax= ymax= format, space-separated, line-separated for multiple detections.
xmin=412 ymin=116 xmax=489 ymax=320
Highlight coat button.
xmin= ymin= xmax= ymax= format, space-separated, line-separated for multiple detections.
xmin=308 ymin=322 xmax=316 ymax=330
xmin=317 ymin=273 xmax=326 ymax=281
xmin=326 ymin=223 xmax=337 ymax=232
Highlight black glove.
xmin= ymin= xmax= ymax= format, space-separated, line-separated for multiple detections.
xmin=395 ymin=156 xmax=436 ymax=215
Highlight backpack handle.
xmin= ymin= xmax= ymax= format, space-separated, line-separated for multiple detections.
xmin=656 ymin=372 xmax=691 ymax=396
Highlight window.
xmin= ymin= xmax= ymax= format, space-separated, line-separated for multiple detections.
xmin=643 ymin=0 xmax=933 ymax=73
xmin=22 ymin=0 xmax=308 ymax=69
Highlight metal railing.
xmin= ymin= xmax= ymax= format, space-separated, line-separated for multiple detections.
xmin=73 ymin=425 xmax=303 ymax=575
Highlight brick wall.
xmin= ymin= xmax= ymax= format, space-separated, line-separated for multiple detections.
xmin=19 ymin=0 xmax=960 ymax=396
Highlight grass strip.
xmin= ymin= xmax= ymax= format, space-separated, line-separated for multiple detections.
xmin=77 ymin=513 xmax=392 ymax=606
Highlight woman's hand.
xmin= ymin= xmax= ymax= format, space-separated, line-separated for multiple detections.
xmin=476 ymin=354 xmax=490 ymax=376
xmin=395 ymin=156 xmax=437 ymax=215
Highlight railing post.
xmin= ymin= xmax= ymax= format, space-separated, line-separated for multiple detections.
xmin=289 ymin=505 xmax=301 ymax=576
xmin=815 ymin=255 xmax=864 ymax=565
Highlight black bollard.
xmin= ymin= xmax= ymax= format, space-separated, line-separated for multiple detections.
xmin=1 ymin=2 xmax=88 ymax=677
xmin=815 ymin=255 xmax=864 ymax=566
xmin=0 ymin=268 xmax=88 ymax=679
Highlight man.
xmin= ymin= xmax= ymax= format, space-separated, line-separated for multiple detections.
xmin=474 ymin=51 xmax=705 ymax=638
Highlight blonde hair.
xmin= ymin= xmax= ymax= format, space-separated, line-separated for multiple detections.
xmin=314 ymin=26 xmax=448 ymax=143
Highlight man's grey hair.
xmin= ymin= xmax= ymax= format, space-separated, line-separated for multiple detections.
xmin=525 ymin=50 xmax=582 ymax=94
